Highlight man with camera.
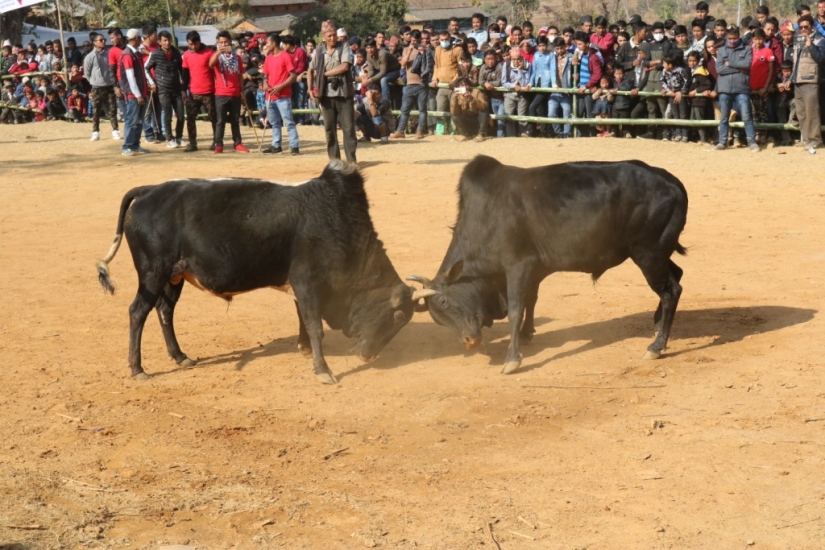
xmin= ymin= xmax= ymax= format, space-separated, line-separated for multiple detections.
xmin=308 ymin=20 xmax=358 ymax=163
xmin=432 ymin=30 xmax=463 ymax=134
xmin=393 ymin=29 xmax=433 ymax=139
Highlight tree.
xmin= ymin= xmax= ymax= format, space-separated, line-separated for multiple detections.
xmin=292 ymin=0 xmax=407 ymax=43
xmin=1 ymin=7 xmax=28 ymax=45
xmin=106 ymin=0 xmax=250 ymax=28
xmin=504 ymin=0 xmax=540 ymax=23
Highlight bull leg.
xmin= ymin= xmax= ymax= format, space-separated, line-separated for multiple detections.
xmin=292 ymin=287 xmax=337 ymax=385
xmin=294 ymin=302 xmax=312 ymax=357
xmin=502 ymin=264 xmax=533 ymax=374
xmin=128 ymin=284 xmax=159 ymax=380
xmin=155 ymin=281 xmax=196 ymax=367
xmin=636 ymin=257 xmax=682 ymax=360
xmin=653 ymin=260 xmax=684 ymax=335
xmin=519 ymin=283 xmax=540 ymax=342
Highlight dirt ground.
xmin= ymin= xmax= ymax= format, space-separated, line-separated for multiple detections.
xmin=1 ymin=121 xmax=824 ymax=550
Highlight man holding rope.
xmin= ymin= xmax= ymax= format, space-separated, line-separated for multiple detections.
xmin=261 ymin=33 xmax=300 ymax=155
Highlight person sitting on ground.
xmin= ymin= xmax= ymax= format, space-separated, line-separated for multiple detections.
xmin=31 ymin=89 xmax=46 ymax=121
xmin=45 ymin=87 xmax=67 ymax=120
xmin=449 ymin=75 xmax=490 ymax=142
xmin=356 ymin=83 xmax=392 ymax=142
xmin=0 ymin=81 xmax=25 ymax=124
xmin=67 ymin=85 xmax=87 ymax=122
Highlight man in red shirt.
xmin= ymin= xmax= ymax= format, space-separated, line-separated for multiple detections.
xmin=208 ymin=31 xmax=249 ymax=153
xmin=261 ymin=33 xmax=299 ymax=154
xmin=280 ymin=35 xmax=308 ymax=124
xmin=181 ymin=30 xmax=216 ymax=152
xmin=118 ymin=28 xmax=150 ymax=156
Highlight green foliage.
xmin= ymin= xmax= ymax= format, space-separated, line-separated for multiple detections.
xmin=107 ymin=0 xmax=250 ymax=28
xmin=291 ymin=0 xmax=407 ymax=43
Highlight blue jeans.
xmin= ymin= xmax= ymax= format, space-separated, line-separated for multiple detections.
xmin=123 ymin=98 xmax=147 ymax=151
xmin=718 ymin=92 xmax=755 ymax=145
xmin=491 ymin=97 xmax=506 ymax=137
xmin=291 ymin=81 xmax=307 ymax=123
xmin=379 ymin=70 xmax=400 ymax=101
xmin=397 ymin=84 xmax=428 ymax=133
xmin=268 ymin=97 xmax=299 ymax=149
xmin=548 ymin=93 xmax=572 ymax=137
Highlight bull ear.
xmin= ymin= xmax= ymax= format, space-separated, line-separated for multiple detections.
xmin=445 ymin=260 xmax=464 ymax=283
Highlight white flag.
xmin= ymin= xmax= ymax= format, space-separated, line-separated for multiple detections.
xmin=0 ymin=0 xmax=47 ymax=15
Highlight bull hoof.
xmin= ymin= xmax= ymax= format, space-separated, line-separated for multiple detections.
xmin=177 ymin=357 xmax=197 ymax=367
xmin=132 ymin=372 xmax=151 ymax=381
xmin=298 ymin=343 xmax=312 ymax=357
xmin=519 ymin=331 xmax=534 ymax=343
xmin=642 ymin=350 xmax=662 ymax=360
xmin=315 ymin=371 xmax=338 ymax=385
xmin=501 ymin=360 xmax=521 ymax=375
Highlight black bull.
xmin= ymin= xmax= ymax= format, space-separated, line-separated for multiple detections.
xmin=97 ymin=160 xmax=430 ymax=384
xmin=408 ymin=155 xmax=689 ymax=374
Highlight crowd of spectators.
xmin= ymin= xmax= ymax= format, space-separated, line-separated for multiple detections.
xmin=2 ymin=1 xmax=825 ymax=157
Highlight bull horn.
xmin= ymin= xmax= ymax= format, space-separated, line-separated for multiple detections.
xmin=406 ymin=275 xmax=433 ymax=287
xmin=411 ymin=288 xmax=439 ymax=302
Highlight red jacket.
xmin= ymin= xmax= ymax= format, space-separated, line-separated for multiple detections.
xmin=67 ymin=94 xmax=86 ymax=111
xmin=9 ymin=61 xmax=37 ymax=74
xmin=590 ymin=31 xmax=616 ymax=60
xmin=767 ymin=35 xmax=784 ymax=76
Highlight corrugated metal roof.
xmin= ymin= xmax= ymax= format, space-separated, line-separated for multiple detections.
xmin=250 ymin=14 xmax=297 ymax=33
xmin=248 ymin=0 xmax=315 ymax=6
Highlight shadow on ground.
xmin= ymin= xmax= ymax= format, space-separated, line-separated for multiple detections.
xmin=149 ymin=305 xmax=815 ymax=380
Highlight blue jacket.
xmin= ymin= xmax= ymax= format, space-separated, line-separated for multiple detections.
xmin=549 ymin=52 xmax=574 ymax=89
xmin=501 ymin=60 xmax=532 ymax=89
xmin=530 ymin=50 xmax=554 ymax=88
xmin=716 ymin=40 xmax=752 ymax=94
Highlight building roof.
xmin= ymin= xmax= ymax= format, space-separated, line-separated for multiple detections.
xmin=405 ymin=7 xmax=489 ymax=23
xmin=249 ymin=14 xmax=296 ymax=33
xmin=248 ymin=0 xmax=316 ymax=6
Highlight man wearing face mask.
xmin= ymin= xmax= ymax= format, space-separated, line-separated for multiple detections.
xmin=639 ymin=21 xmax=672 ymax=139
xmin=715 ymin=25 xmax=760 ymax=151
xmin=432 ymin=30 xmax=462 ymax=134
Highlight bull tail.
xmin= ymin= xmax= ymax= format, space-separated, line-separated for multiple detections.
xmin=675 ymin=242 xmax=687 ymax=256
xmin=97 ymin=186 xmax=152 ymax=295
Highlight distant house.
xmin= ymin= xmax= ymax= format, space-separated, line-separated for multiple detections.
xmin=232 ymin=14 xmax=296 ymax=34
xmin=248 ymin=0 xmax=325 ymax=17
xmin=404 ymin=7 xmax=489 ymax=31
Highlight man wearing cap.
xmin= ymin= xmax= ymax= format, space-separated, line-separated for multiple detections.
xmin=118 ymin=29 xmax=151 ymax=155
xmin=309 ymin=20 xmax=358 ymax=163
xmin=84 ymin=32 xmax=120 ymax=141
xmin=715 ymin=25 xmax=760 ymax=151
xmin=640 ymin=22 xmax=673 ymax=139
xmin=348 ymin=36 xmax=361 ymax=56
xmin=337 ymin=28 xmax=348 ymax=41
xmin=467 ymin=13 xmax=489 ymax=45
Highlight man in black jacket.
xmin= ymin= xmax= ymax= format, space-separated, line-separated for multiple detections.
xmin=145 ymin=30 xmax=185 ymax=148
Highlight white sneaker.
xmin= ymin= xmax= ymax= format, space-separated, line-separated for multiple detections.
xmin=176 ymin=138 xmax=184 ymax=147
xmin=112 ymin=130 xmax=121 ymax=140
xmin=91 ymin=131 xmax=100 ymax=141
xmin=809 ymin=146 xmax=817 ymax=155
